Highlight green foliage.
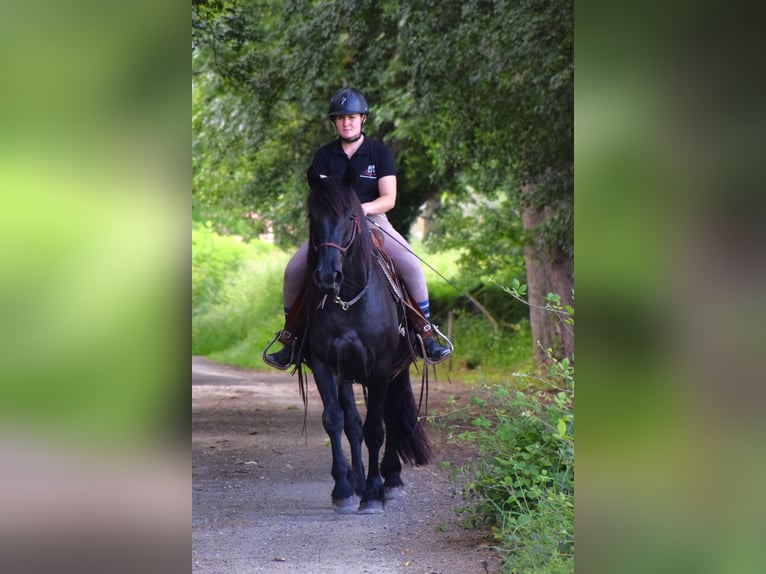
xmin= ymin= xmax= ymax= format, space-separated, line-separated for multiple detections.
xmin=448 ymin=314 xmax=532 ymax=373
xmin=426 ymin=185 xmax=527 ymax=286
xmin=191 ymin=0 xmax=573 ymax=273
xmin=441 ymin=285 xmax=574 ymax=572
xmin=398 ymin=0 xmax=573 ymax=257
xmin=192 ymin=69 xmax=261 ymax=237
xmin=192 ymin=221 xmax=249 ymax=315
xmin=192 ymin=59 xmax=314 ymax=245
xmin=454 ymin=376 xmax=574 ymax=571
xmin=191 ymin=222 xmax=289 ymax=362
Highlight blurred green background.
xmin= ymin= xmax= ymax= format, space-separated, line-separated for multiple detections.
xmin=0 ymin=2 xmax=187 ymax=448
xmin=576 ymin=2 xmax=766 ymax=572
xmin=0 ymin=1 xmax=764 ymax=572
xmin=0 ymin=2 xmax=189 ymax=572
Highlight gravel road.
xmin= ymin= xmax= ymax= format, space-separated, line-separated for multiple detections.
xmin=192 ymin=356 xmax=500 ymax=573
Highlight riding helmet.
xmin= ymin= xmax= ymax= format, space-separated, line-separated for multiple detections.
xmin=328 ymin=87 xmax=369 ymax=119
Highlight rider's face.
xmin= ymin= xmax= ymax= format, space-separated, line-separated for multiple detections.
xmin=334 ymin=114 xmax=365 ymax=140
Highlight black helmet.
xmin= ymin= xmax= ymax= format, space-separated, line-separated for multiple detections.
xmin=328 ymin=87 xmax=369 ymax=118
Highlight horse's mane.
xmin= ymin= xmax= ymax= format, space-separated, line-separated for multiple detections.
xmin=308 ymin=174 xmax=355 ymax=217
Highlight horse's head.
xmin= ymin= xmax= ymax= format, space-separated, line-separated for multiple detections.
xmin=307 ymin=165 xmax=368 ymax=296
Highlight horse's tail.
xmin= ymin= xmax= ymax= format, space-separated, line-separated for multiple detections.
xmin=385 ymin=370 xmax=431 ymax=466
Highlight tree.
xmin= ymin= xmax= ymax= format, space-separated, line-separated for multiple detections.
xmin=192 ymin=0 xmax=573 ymax=363
xmin=395 ymin=0 xmax=573 ymax=362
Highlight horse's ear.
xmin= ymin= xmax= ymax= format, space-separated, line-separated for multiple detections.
xmin=343 ymin=164 xmax=356 ymax=189
xmin=307 ymin=165 xmax=322 ymax=188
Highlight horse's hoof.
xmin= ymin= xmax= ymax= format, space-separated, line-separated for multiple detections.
xmin=357 ymin=499 xmax=384 ymax=514
xmin=332 ymin=496 xmax=358 ymax=513
xmin=385 ymin=486 xmax=405 ymax=499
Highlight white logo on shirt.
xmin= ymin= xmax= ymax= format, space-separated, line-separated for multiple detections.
xmin=360 ymin=164 xmax=376 ymax=179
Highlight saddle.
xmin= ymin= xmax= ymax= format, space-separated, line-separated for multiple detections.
xmin=370 ymin=230 xmax=425 ymax=330
xmin=369 ymin=230 xmax=437 ymax=365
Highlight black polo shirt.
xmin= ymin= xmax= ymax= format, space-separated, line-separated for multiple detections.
xmin=311 ymin=135 xmax=397 ymax=204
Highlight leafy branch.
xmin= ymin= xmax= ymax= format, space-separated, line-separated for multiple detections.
xmin=491 ymin=277 xmax=574 ymax=338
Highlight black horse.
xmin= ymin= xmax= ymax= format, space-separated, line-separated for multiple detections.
xmin=298 ymin=165 xmax=431 ymax=514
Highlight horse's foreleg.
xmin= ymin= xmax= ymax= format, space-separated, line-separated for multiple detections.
xmin=358 ymin=380 xmax=388 ymax=514
xmin=312 ymin=365 xmax=356 ymax=512
xmin=339 ymin=381 xmax=365 ymax=495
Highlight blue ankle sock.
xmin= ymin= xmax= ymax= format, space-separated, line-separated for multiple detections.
xmin=417 ymin=300 xmax=431 ymax=321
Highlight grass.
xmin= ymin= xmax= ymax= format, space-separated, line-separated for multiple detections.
xmin=192 ymin=222 xmax=289 ymax=366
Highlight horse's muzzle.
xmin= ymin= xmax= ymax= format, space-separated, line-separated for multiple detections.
xmin=314 ymin=268 xmax=343 ymax=295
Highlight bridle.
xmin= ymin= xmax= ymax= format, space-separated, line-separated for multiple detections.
xmin=312 ymin=214 xmax=370 ymax=311
xmin=311 ymin=214 xmax=360 ymax=253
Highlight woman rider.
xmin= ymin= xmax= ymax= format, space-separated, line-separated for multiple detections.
xmin=265 ymin=87 xmax=452 ymax=369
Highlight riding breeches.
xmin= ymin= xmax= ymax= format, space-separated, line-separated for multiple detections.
xmin=282 ymin=213 xmax=429 ymax=311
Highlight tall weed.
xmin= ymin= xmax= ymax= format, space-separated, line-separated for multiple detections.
xmin=456 ymin=378 xmax=574 ymax=572
xmin=447 ymin=286 xmax=574 ymax=573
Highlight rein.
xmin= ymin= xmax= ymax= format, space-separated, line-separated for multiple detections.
xmin=317 ymin=267 xmax=371 ymax=311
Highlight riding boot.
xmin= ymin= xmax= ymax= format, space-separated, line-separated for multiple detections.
xmin=263 ymin=292 xmax=306 ymax=370
xmin=418 ymin=324 xmax=452 ymax=364
xmin=263 ymin=329 xmax=297 ymax=370
xmin=405 ymin=305 xmax=452 ymax=364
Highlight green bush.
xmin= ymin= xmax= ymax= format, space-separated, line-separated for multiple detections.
xmin=192 ymin=222 xmax=289 ymax=365
xmin=192 ymin=221 xmax=250 ymax=315
xmin=448 ymin=313 xmax=532 ymax=373
xmin=431 ymin=281 xmax=574 ymax=572
xmin=452 ymin=353 xmax=574 ymax=572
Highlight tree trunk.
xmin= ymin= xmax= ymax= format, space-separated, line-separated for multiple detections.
xmin=522 ymin=185 xmax=574 ymax=364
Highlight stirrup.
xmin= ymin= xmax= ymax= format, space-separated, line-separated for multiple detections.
xmin=416 ymin=324 xmax=453 ymax=366
xmin=262 ymin=331 xmax=294 ymax=370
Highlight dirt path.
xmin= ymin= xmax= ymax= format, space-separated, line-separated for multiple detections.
xmin=192 ymin=356 xmax=500 ymax=574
